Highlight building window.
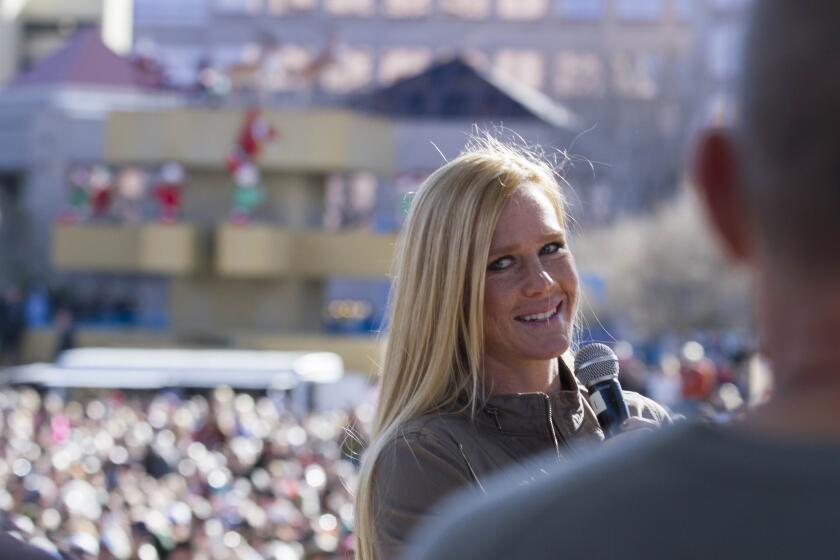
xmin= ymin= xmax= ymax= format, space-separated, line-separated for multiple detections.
xmin=710 ymin=0 xmax=750 ymax=12
xmin=134 ymin=0 xmax=208 ymax=26
xmin=494 ymin=49 xmax=545 ymax=90
xmin=266 ymin=0 xmax=316 ymax=14
xmin=612 ymin=52 xmax=661 ymax=99
xmin=705 ymin=92 xmax=736 ymax=126
xmin=614 ymin=0 xmax=663 ymax=21
xmin=320 ymin=46 xmax=373 ymax=92
xmin=708 ymin=23 xmax=741 ymax=81
xmin=214 ymin=0 xmax=263 ymax=14
xmin=462 ymin=48 xmax=489 ymax=70
xmin=261 ymin=44 xmax=317 ymax=90
xmin=382 ymin=0 xmax=432 ymax=18
xmin=325 ymin=0 xmax=375 ymax=16
xmin=557 ymin=0 xmax=604 ymax=21
xmin=439 ymin=0 xmax=490 ymax=19
xmin=379 ymin=48 xmax=433 ymax=85
xmin=672 ymin=0 xmax=694 ymax=21
xmin=553 ymin=51 xmax=605 ymax=98
xmin=497 ymin=0 xmax=547 ymax=21
xmin=152 ymin=46 xmax=205 ymax=86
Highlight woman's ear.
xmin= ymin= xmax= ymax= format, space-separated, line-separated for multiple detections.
xmin=693 ymin=128 xmax=754 ymax=264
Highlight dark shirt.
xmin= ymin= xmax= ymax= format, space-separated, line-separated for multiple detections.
xmin=407 ymin=421 xmax=840 ymax=559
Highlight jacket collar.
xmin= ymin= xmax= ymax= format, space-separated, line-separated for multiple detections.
xmin=470 ymin=359 xmax=600 ymax=441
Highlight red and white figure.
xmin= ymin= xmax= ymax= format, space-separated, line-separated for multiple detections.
xmin=59 ymin=165 xmax=92 ymax=223
xmin=231 ymin=162 xmax=265 ymax=225
xmin=153 ymin=162 xmax=185 ymax=224
xmin=225 ymin=108 xmax=276 ymax=222
xmin=88 ymin=165 xmax=114 ymax=219
xmin=242 ymin=108 xmax=276 ymax=157
xmin=116 ymin=167 xmax=147 ymax=224
xmin=227 ymin=108 xmax=277 ymax=173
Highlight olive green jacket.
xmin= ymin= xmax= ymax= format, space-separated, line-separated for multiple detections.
xmin=370 ymin=364 xmax=672 ymax=559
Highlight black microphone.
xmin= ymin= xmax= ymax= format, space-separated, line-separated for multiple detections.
xmin=574 ymin=343 xmax=630 ymax=438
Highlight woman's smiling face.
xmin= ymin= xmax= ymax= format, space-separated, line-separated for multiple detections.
xmin=482 ymin=182 xmax=579 ymax=374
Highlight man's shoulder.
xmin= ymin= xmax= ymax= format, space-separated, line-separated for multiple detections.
xmin=408 ymin=420 xmax=840 ymax=560
xmin=501 ymin=420 xmax=705 ymax=505
xmin=405 ymin=422 xmax=717 ymax=559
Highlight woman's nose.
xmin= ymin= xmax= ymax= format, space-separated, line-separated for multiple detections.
xmin=521 ymin=262 xmax=556 ymax=297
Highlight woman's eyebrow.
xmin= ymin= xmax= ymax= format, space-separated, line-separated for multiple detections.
xmin=488 ymin=231 xmax=565 ymax=257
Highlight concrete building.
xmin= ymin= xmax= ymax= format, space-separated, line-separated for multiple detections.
xmin=690 ymin=0 xmax=751 ymax=126
xmin=0 ymin=0 xmax=134 ymax=86
xmin=0 ymin=31 xmax=577 ymax=375
xmin=46 ymin=106 xmax=397 ymax=373
xmin=131 ymin=0 xmax=700 ymax=218
xmin=0 ymin=29 xmax=176 ymax=284
xmin=0 ymin=1 xmax=753 ymax=375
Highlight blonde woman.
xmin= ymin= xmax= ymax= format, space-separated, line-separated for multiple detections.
xmin=355 ymin=139 xmax=670 ymax=559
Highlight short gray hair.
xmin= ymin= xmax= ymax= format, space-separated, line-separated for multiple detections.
xmin=739 ymin=1 xmax=840 ymax=264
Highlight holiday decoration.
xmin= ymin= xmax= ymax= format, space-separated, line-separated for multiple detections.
xmin=116 ymin=167 xmax=147 ymax=224
xmin=231 ymin=163 xmax=266 ymax=225
xmin=226 ymin=108 xmax=277 ymax=173
xmin=153 ymin=162 xmax=185 ymax=224
xmin=226 ymin=108 xmax=276 ymax=224
xmin=88 ymin=165 xmax=113 ymax=219
xmin=59 ymin=165 xmax=92 ymax=223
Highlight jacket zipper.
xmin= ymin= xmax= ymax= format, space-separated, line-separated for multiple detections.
xmin=543 ymin=394 xmax=564 ymax=464
xmin=485 ymin=405 xmax=503 ymax=431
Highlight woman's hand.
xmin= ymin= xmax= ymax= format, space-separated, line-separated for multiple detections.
xmin=604 ymin=417 xmax=659 ymax=446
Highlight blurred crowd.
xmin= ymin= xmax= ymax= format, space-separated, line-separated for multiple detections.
xmin=0 ymin=386 xmax=368 ymax=559
xmin=610 ymin=333 xmax=770 ymax=421
xmin=0 ymin=333 xmax=769 ymax=559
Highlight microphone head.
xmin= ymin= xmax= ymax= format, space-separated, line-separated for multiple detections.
xmin=574 ymin=343 xmax=619 ymax=388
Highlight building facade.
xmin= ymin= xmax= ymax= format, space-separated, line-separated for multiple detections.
xmin=0 ymin=0 xmax=134 ymax=86
xmin=0 ymin=0 xmax=753 ymax=375
xmin=131 ymin=0 xmax=699 ymax=217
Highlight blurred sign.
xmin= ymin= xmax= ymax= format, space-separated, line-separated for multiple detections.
xmin=3 ymin=348 xmax=344 ymax=389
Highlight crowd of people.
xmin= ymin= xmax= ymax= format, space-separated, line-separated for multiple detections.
xmin=0 ymin=336 xmax=759 ymax=559
xmin=609 ymin=334 xmax=769 ymax=421
xmin=0 ymin=386 xmax=370 ymax=559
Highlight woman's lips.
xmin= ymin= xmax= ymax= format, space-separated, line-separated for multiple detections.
xmin=515 ymin=301 xmax=563 ymax=323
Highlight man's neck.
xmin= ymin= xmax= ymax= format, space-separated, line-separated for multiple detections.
xmin=745 ymin=267 xmax=840 ymax=440
xmin=742 ymin=387 xmax=840 ymax=441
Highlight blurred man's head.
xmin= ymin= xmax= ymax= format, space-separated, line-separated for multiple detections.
xmin=696 ymin=2 xmax=840 ymax=275
xmin=740 ymin=2 xmax=840 ymax=268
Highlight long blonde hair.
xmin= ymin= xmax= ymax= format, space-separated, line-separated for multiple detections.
xmin=354 ymin=137 xmax=571 ymax=559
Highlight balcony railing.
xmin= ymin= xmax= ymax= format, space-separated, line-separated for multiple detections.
xmin=215 ymin=225 xmax=396 ymax=278
xmin=104 ymin=108 xmax=395 ymax=173
xmin=52 ymin=223 xmax=200 ymax=275
xmin=52 ymin=223 xmax=395 ymax=278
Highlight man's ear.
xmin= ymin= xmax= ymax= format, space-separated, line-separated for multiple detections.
xmin=693 ymin=128 xmax=754 ymax=263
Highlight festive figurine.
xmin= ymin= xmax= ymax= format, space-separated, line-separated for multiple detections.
xmin=225 ymin=108 xmax=276 ymax=223
xmin=116 ymin=167 xmax=147 ymax=224
xmin=59 ymin=165 xmax=91 ymax=223
xmin=153 ymin=162 xmax=185 ymax=224
xmin=231 ymin=163 xmax=265 ymax=225
xmin=88 ymin=165 xmax=113 ymax=220
xmin=226 ymin=107 xmax=277 ymax=174
xmin=239 ymin=107 xmax=276 ymax=159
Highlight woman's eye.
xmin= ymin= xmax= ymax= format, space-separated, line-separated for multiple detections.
xmin=540 ymin=241 xmax=565 ymax=255
xmin=488 ymin=256 xmax=513 ymax=271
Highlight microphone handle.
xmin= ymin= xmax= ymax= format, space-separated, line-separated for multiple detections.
xmin=587 ymin=378 xmax=630 ymax=438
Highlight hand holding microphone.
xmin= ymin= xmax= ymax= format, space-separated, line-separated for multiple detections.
xmin=575 ymin=342 xmax=657 ymax=439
